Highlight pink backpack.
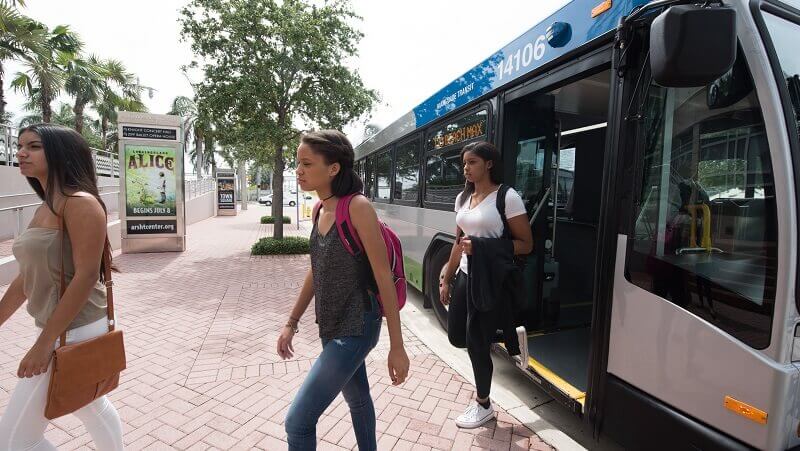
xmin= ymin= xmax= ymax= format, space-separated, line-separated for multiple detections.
xmin=313 ymin=193 xmax=407 ymax=315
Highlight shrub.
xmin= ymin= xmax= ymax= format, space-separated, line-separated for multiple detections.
xmin=251 ymin=237 xmax=310 ymax=255
xmin=260 ymin=215 xmax=292 ymax=224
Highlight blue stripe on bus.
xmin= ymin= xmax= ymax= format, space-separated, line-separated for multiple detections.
xmin=411 ymin=0 xmax=650 ymax=128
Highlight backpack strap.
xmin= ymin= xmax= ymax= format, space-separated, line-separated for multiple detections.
xmin=335 ymin=192 xmax=364 ymax=256
xmin=312 ymin=200 xmax=323 ymax=224
xmin=496 ymin=184 xmax=512 ymax=239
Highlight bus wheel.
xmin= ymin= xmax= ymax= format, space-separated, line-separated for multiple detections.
xmin=429 ymin=244 xmax=451 ymax=332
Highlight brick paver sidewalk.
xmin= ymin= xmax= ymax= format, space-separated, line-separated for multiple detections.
xmin=0 ymin=206 xmax=553 ymax=450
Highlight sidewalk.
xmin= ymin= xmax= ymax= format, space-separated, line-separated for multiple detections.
xmin=0 ymin=205 xmax=554 ymax=450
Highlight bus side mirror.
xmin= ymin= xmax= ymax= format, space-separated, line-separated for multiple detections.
xmin=649 ymin=5 xmax=737 ymax=87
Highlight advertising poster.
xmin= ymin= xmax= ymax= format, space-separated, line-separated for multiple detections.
xmin=125 ymin=144 xmax=177 ymax=216
xmin=217 ymin=177 xmax=236 ymax=210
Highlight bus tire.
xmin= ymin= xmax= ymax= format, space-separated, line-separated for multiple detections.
xmin=428 ymin=244 xmax=452 ymax=332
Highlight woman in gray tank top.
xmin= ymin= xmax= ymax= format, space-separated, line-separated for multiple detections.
xmin=277 ymin=130 xmax=410 ymax=451
xmin=0 ymin=124 xmax=123 ymax=450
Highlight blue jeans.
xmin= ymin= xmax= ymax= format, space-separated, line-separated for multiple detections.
xmin=285 ymin=296 xmax=382 ymax=451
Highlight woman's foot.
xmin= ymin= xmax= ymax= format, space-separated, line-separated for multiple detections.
xmin=455 ymin=400 xmax=495 ymax=428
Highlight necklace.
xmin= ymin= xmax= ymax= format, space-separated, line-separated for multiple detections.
xmin=321 ymin=193 xmax=335 ymax=201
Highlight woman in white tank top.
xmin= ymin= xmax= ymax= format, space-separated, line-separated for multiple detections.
xmin=439 ymin=141 xmax=533 ymax=429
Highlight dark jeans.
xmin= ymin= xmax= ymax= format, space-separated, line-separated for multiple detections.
xmin=285 ymin=296 xmax=382 ymax=451
xmin=447 ymin=270 xmax=493 ymax=400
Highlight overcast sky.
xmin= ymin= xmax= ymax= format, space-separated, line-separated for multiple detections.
xmin=5 ymin=0 xmax=570 ymax=145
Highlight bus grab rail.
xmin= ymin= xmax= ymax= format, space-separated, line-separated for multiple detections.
xmin=529 ymin=187 xmax=552 ymax=226
xmin=676 ymin=203 xmax=723 ymax=255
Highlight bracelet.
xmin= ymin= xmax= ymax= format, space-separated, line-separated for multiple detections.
xmin=285 ymin=322 xmax=299 ymax=334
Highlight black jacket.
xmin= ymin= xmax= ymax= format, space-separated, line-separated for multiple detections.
xmin=466 ymin=236 xmax=523 ymax=356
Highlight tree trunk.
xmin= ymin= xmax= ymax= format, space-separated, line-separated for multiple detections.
xmin=272 ymin=144 xmax=285 ymax=239
xmin=194 ymin=129 xmax=203 ymax=178
xmin=0 ymin=62 xmax=6 ymax=123
xmin=238 ymin=160 xmax=248 ymax=211
xmin=204 ymin=134 xmax=214 ymax=176
xmin=73 ymin=98 xmax=85 ymax=134
xmin=41 ymin=93 xmax=52 ymax=124
xmin=101 ymin=115 xmax=108 ymax=150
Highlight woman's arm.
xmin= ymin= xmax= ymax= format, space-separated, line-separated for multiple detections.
xmin=0 ymin=275 xmax=27 ymax=328
xmin=349 ymin=196 xmax=409 ymax=385
xmin=507 ymin=215 xmax=534 ymax=255
xmin=18 ymin=195 xmax=106 ymax=378
xmin=287 ymin=269 xmax=314 ymax=324
xmin=441 ymin=227 xmax=463 ymax=284
xmin=277 ymin=269 xmax=314 ymax=359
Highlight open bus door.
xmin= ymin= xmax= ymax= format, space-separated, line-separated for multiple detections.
xmin=502 ymin=94 xmax=557 ymax=333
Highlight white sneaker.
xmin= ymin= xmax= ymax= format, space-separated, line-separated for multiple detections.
xmin=455 ymin=401 xmax=495 ymax=428
xmin=516 ymin=326 xmax=529 ymax=370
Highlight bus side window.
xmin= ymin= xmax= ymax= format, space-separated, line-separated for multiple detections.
xmin=394 ymin=139 xmax=420 ymax=203
xmin=365 ymin=156 xmax=376 ymax=199
xmin=626 ymin=48 xmax=778 ymax=350
xmin=376 ymin=150 xmax=392 ymax=201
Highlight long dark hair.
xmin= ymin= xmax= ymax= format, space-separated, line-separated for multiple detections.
xmin=457 ymin=141 xmax=502 ymax=208
xmin=21 ymin=123 xmax=113 ymax=277
xmin=301 ymin=130 xmax=364 ymax=197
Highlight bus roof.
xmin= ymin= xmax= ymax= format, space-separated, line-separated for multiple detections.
xmin=355 ymin=0 xmax=650 ymax=158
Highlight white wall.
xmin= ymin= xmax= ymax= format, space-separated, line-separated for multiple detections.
xmin=0 ymin=165 xmax=119 ymax=241
xmin=186 ymin=191 xmax=215 ymax=225
xmin=0 ymin=167 xmax=216 ymax=286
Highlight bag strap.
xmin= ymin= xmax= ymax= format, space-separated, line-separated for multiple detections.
xmin=312 ymin=200 xmax=323 ymax=224
xmin=59 ymin=198 xmax=115 ymax=348
xmin=335 ymin=193 xmax=364 ymax=256
xmin=495 ymin=184 xmax=512 ymax=240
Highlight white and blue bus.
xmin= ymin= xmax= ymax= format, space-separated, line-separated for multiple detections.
xmin=354 ymin=0 xmax=800 ymax=449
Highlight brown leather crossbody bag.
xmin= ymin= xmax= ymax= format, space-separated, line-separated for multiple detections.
xmin=44 ymin=212 xmax=126 ymax=420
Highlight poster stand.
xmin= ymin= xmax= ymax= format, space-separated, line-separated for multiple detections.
xmin=118 ymin=112 xmax=186 ymax=253
xmin=216 ymin=168 xmax=237 ymax=216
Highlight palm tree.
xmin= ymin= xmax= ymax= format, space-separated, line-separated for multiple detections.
xmin=168 ymin=95 xmax=215 ymax=177
xmin=64 ymin=54 xmax=105 ymax=133
xmin=0 ymin=2 xmax=45 ymax=121
xmin=11 ymin=24 xmax=81 ymax=123
xmin=91 ymin=61 xmax=148 ymax=150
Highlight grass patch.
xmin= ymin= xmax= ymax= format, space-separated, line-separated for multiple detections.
xmin=251 ymin=237 xmax=310 ymax=255
xmin=260 ymin=215 xmax=292 ymax=224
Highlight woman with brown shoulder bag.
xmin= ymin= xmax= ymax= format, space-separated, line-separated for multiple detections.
xmin=0 ymin=124 xmax=125 ymax=450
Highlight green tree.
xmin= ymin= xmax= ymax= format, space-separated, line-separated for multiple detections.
xmin=64 ymin=54 xmax=108 ymax=134
xmin=0 ymin=1 xmax=44 ymax=121
xmin=180 ymin=0 xmax=377 ymax=238
xmin=168 ymin=95 xmax=217 ymax=177
xmin=92 ymin=65 xmax=148 ymax=150
xmin=11 ymin=24 xmax=81 ymax=123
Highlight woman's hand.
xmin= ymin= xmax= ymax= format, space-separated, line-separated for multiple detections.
xmin=277 ymin=326 xmax=295 ymax=360
xmin=18 ymin=343 xmax=52 ymax=378
xmin=461 ymin=238 xmax=472 ymax=255
xmin=439 ymin=278 xmax=451 ymax=306
xmin=388 ymin=346 xmax=410 ymax=386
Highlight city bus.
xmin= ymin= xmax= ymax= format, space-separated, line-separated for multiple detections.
xmin=353 ymin=0 xmax=800 ymax=449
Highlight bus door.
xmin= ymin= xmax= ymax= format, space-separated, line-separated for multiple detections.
xmin=595 ymin=5 xmax=798 ymax=448
xmin=502 ymin=94 xmax=557 ymax=332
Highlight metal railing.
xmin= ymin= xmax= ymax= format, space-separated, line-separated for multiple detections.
xmin=0 ymin=125 xmax=119 ymax=178
xmin=185 ymin=178 xmax=215 ymax=201
xmin=0 ymin=191 xmax=120 ymax=239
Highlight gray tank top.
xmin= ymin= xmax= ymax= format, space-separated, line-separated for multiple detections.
xmin=12 ymin=228 xmax=107 ymax=330
xmin=310 ymin=221 xmax=372 ymax=340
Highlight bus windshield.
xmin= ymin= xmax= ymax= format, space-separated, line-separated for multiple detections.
xmin=763 ymin=10 xmax=800 ymax=136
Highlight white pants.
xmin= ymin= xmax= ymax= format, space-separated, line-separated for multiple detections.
xmin=0 ymin=317 xmax=124 ymax=450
